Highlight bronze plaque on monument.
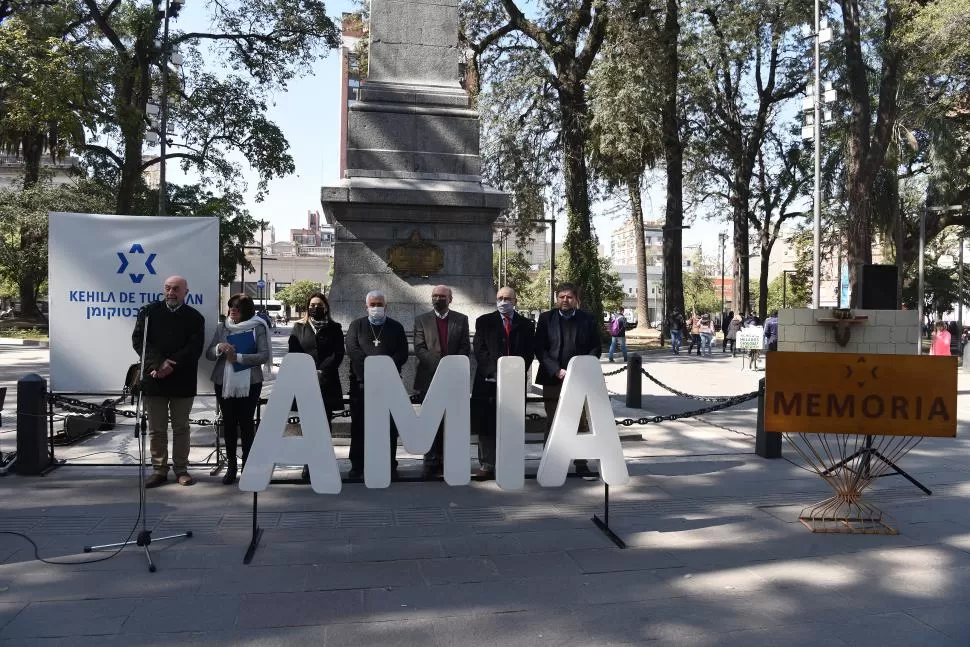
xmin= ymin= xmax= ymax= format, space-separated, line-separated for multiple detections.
xmin=387 ymin=230 xmax=444 ymax=278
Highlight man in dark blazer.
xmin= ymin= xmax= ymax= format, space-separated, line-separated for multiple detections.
xmin=345 ymin=290 xmax=409 ymax=479
xmin=472 ymin=286 xmax=535 ymax=479
xmin=534 ymin=282 xmax=602 ymax=476
xmin=413 ymin=285 xmax=471 ymax=478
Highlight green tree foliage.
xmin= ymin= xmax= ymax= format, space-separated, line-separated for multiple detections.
xmin=2 ymin=0 xmax=340 ymax=214
xmin=0 ymin=180 xmax=113 ymax=316
xmin=587 ymin=4 xmax=663 ymax=332
xmin=148 ymin=184 xmax=259 ymax=287
xmin=492 ymin=249 xmax=534 ymax=296
xmin=902 ymin=265 xmax=969 ymax=320
xmin=464 ymin=0 xmax=609 ymax=320
xmin=599 ymin=257 xmax=625 ymax=314
xmin=276 ymin=280 xmax=323 ymax=315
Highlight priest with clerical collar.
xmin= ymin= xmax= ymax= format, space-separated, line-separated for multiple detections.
xmin=345 ymin=290 xmax=409 ymax=480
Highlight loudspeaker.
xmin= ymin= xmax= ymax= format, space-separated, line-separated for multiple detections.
xmin=861 ymin=265 xmax=898 ymax=310
xmin=16 ymin=374 xmax=49 ymax=475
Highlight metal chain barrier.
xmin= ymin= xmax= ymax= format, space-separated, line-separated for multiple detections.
xmin=602 ymin=365 xmax=628 ymax=377
xmin=47 ymin=394 xmax=214 ymax=426
xmin=614 ymin=389 xmax=759 ymax=426
xmin=641 ymin=367 xmax=741 ymax=403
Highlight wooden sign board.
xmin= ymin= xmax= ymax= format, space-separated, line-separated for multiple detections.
xmin=765 ymin=352 xmax=957 ymax=437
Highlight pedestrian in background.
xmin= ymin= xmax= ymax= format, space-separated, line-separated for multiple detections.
xmin=764 ymin=310 xmax=779 ymax=352
xmin=668 ymin=308 xmax=685 ymax=354
xmin=687 ymin=312 xmax=702 ymax=356
xmin=607 ymin=307 xmax=628 ymax=363
xmin=930 ymin=321 xmax=952 ymax=356
xmin=726 ymin=313 xmax=742 ymax=357
xmin=699 ymin=313 xmax=715 ymax=356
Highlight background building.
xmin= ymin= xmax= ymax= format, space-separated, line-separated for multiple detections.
xmin=0 ymin=153 xmax=79 ymax=189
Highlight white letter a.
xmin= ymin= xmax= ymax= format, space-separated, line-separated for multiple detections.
xmin=239 ymin=353 xmax=341 ymax=494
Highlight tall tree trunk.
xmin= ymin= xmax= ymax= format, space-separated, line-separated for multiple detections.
xmin=839 ymin=0 xmax=902 ymax=306
xmin=559 ymin=79 xmax=602 ymax=319
xmin=732 ymin=183 xmax=752 ymax=315
xmin=628 ymin=176 xmax=649 ymax=331
xmin=17 ymin=131 xmax=45 ymax=317
xmin=758 ymin=238 xmax=771 ymax=320
xmin=660 ymin=0 xmax=684 ymax=340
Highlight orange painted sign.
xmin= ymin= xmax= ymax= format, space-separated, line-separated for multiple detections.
xmin=765 ymin=352 xmax=957 ymax=437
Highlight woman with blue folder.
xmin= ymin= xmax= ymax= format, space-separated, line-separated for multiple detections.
xmin=206 ymin=293 xmax=272 ymax=484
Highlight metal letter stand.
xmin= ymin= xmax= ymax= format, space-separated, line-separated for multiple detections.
xmin=83 ymin=312 xmax=192 ymax=570
xmin=591 ymin=484 xmax=627 ymax=549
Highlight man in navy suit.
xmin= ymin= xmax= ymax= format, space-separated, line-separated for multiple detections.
xmin=413 ymin=285 xmax=471 ymax=478
xmin=471 ymin=286 xmax=535 ymax=479
xmin=534 ymin=282 xmax=602 ymax=476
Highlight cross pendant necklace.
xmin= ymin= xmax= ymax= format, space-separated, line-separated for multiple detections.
xmin=368 ymin=322 xmax=384 ymax=347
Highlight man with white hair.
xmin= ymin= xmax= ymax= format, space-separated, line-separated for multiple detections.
xmin=344 ymin=290 xmax=408 ymax=479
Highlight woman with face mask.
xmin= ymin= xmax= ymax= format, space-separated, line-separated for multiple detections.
xmin=206 ymin=293 xmax=273 ymax=484
xmin=287 ymin=292 xmax=345 ymax=480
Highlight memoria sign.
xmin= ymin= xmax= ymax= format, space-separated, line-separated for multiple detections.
xmin=765 ymin=352 xmax=957 ymax=437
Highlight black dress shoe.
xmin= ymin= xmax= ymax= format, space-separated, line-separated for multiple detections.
xmin=472 ymin=468 xmax=495 ymax=481
xmin=222 ymin=466 xmax=237 ymax=485
xmin=301 ymin=465 xmax=310 ymax=482
xmin=574 ymin=463 xmax=595 ymax=477
xmin=347 ymin=468 xmax=363 ymax=480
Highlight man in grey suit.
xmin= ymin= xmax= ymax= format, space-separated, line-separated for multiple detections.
xmin=413 ymin=285 xmax=471 ymax=478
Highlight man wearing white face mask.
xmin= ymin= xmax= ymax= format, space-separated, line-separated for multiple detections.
xmin=470 ymin=287 xmax=535 ymax=479
xmin=345 ymin=290 xmax=409 ymax=479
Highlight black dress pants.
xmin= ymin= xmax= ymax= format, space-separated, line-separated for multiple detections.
xmin=215 ymin=382 xmax=261 ymax=467
xmin=349 ymin=386 xmax=399 ymax=473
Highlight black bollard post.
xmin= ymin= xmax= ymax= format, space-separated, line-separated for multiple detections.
xmin=16 ymin=374 xmax=49 ymax=475
xmin=625 ymin=354 xmax=642 ymax=409
xmin=754 ymin=377 xmax=781 ymax=458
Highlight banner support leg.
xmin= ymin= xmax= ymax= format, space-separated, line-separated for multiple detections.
xmin=591 ymin=483 xmax=626 ymax=549
xmin=243 ymin=491 xmax=263 ymax=564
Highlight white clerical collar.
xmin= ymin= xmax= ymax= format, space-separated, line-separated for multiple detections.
xmin=435 ymin=310 xmax=450 ymax=320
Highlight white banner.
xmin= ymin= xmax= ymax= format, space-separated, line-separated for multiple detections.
xmin=48 ymin=213 xmax=219 ymax=393
xmin=736 ymin=326 xmax=765 ymax=351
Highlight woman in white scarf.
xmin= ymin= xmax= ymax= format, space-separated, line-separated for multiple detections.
xmin=206 ymin=294 xmax=273 ymax=484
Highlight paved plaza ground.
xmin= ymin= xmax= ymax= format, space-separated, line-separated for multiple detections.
xmin=1 ymin=333 xmax=969 ymax=645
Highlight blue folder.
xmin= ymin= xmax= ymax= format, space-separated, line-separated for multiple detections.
xmin=226 ymin=330 xmax=257 ymax=372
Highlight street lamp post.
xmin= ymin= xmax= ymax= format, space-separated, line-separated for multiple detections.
xmin=155 ymin=0 xmax=185 ymax=218
xmin=719 ymin=232 xmax=727 ymax=325
xmin=782 ymin=269 xmax=797 ymax=308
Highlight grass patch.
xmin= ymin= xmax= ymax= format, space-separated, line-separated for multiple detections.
xmin=0 ymin=327 xmax=49 ymax=340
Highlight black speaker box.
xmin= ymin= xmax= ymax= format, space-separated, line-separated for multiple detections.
xmin=861 ymin=265 xmax=898 ymax=310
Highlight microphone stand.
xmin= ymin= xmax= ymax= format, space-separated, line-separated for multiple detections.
xmin=83 ymin=307 xmax=192 ymax=571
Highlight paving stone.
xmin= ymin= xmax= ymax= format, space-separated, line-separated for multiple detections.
xmin=439 ymin=533 xmax=522 ymax=557
xmin=236 ymin=590 xmax=364 ymax=629
xmin=418 ymin=556 xmax=500 ymax=585
xmin=245 ymin=540 xmax=351 ymax=566
xmin=905 ymin=602 xmax=970 ymax=642
xmin=0 ymin=567 xmax=204 ymax=602
xmin=0 ymin=603 xmax=25 ymax=632
xmin=122 ymin=594 xmax=240 ymax=633
xmin=348 ymin=537 xmax=443 ymax=562
xmin=489 ymin=551 xmax=583 ymax=579
xmin=0 ymin=598 xmax=138 ymax=638
xmin=197 ymin=564 xmax=310 ymax=595
xmin=326 ymin=619 xmax=436 ymax=646
xmin=567 ymin=547 xmax=685 ymax=573
xmin=823 ymin=610 xmax=956 ymax=647
xmin=305 ymin=560 xmax=423 ymax=591
xmin=513 ymin=528 xmax=614 ymax=553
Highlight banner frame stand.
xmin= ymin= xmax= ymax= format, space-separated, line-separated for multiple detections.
xmin=243 ymin=492 xmax=263 ymax=565
xmin=591 ymin=483 xmax=627 ymax=549
xmin=43 ymin=397 xmax=65 ymax=475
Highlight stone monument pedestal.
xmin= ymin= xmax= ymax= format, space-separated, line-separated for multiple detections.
xmin=321 ymin=0 xmax=508 ymax=332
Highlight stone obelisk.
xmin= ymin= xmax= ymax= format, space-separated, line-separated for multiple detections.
xmin=321 ymin=0 xmax=508 ymax=332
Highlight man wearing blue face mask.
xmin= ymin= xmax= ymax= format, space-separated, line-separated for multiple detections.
xmin=345 ymin=290 xmax=409 ymax=479
xmin=471 ymin=286 xmax=535 ymax=479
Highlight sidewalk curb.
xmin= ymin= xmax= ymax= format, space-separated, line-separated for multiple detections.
xmin=0 ymin=337 xmax=49 ymax=348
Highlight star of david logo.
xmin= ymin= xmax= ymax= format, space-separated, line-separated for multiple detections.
xmin=117 ymin=244 xmax=157 ymax=284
